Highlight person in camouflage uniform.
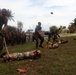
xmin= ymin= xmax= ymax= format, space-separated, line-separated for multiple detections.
xmin=3 ymin=49 xmax=41 ymax=62
xmin=0 ymin=8 xmax=14 ymax=57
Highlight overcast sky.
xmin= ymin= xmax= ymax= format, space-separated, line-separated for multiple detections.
xmin=0 ymin=0 xmax=76 ymax=31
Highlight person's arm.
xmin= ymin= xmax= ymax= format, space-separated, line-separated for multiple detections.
xmin=37 ymin=27 xmax=43 ymax=36
xmin=3 ymin=24 xmax=7 ymax=32
xmin=57 ymin=33 xmax=60 ymax=37
xmin=38 ymin=30 xmax=43 ymax=37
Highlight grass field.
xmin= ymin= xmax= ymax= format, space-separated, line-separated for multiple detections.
xmin=0 ymin=36 xmax=76 ymax=75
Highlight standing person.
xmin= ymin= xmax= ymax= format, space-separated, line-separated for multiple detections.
xmin=0 ymin=8 xmax=13 ymax=57
xmin=34 ymin=22 xmax=44 ymax=49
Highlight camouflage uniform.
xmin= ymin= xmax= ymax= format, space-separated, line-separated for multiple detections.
xmin=3 ymin=50 xmax=41 ymax=62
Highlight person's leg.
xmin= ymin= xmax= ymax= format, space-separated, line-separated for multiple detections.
xmin=36 ymin=38 xmax=38 ymax=48
xmin=34 ymin=35 xmax=39 ymax=49
xmin=0 ymin=33 xmax=6 ymax=58
xmin=0 ymin=44 xmax=6 ymax=58
xmin=39 ymin=36 xmax=44 ymax=48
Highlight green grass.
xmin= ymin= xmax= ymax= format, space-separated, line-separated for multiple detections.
xmin=0 ymin=36 xmax=76 ymax=75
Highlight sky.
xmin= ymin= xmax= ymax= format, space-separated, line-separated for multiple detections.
xmin=0 ymin=0 xmax=76 ymax=31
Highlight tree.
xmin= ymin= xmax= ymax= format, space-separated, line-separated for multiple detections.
xmin=73 ymin=18 xmax=76 ymax=26
xmin=0 ymin=8 xmax=14 ymax=21
xmin=62 ymin=26 xmax=66 ymax=29
xmin=68 ymin=24 xmax=75 ymax=33
xmin=58 ymin=26 xmax=66 ymax=33
xmin=50 ymin=25 xmax=58 ymax=31
xmin=17 ymin=21 xmax=23 ymax=32
xmin=7 ymin=25 xmax=16 ymax=32
xmin=68 ymin=18 xmax=76 ymax=33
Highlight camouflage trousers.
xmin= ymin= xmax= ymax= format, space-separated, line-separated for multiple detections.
xmin=3 ymin=50 xmax=41 ymax=62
